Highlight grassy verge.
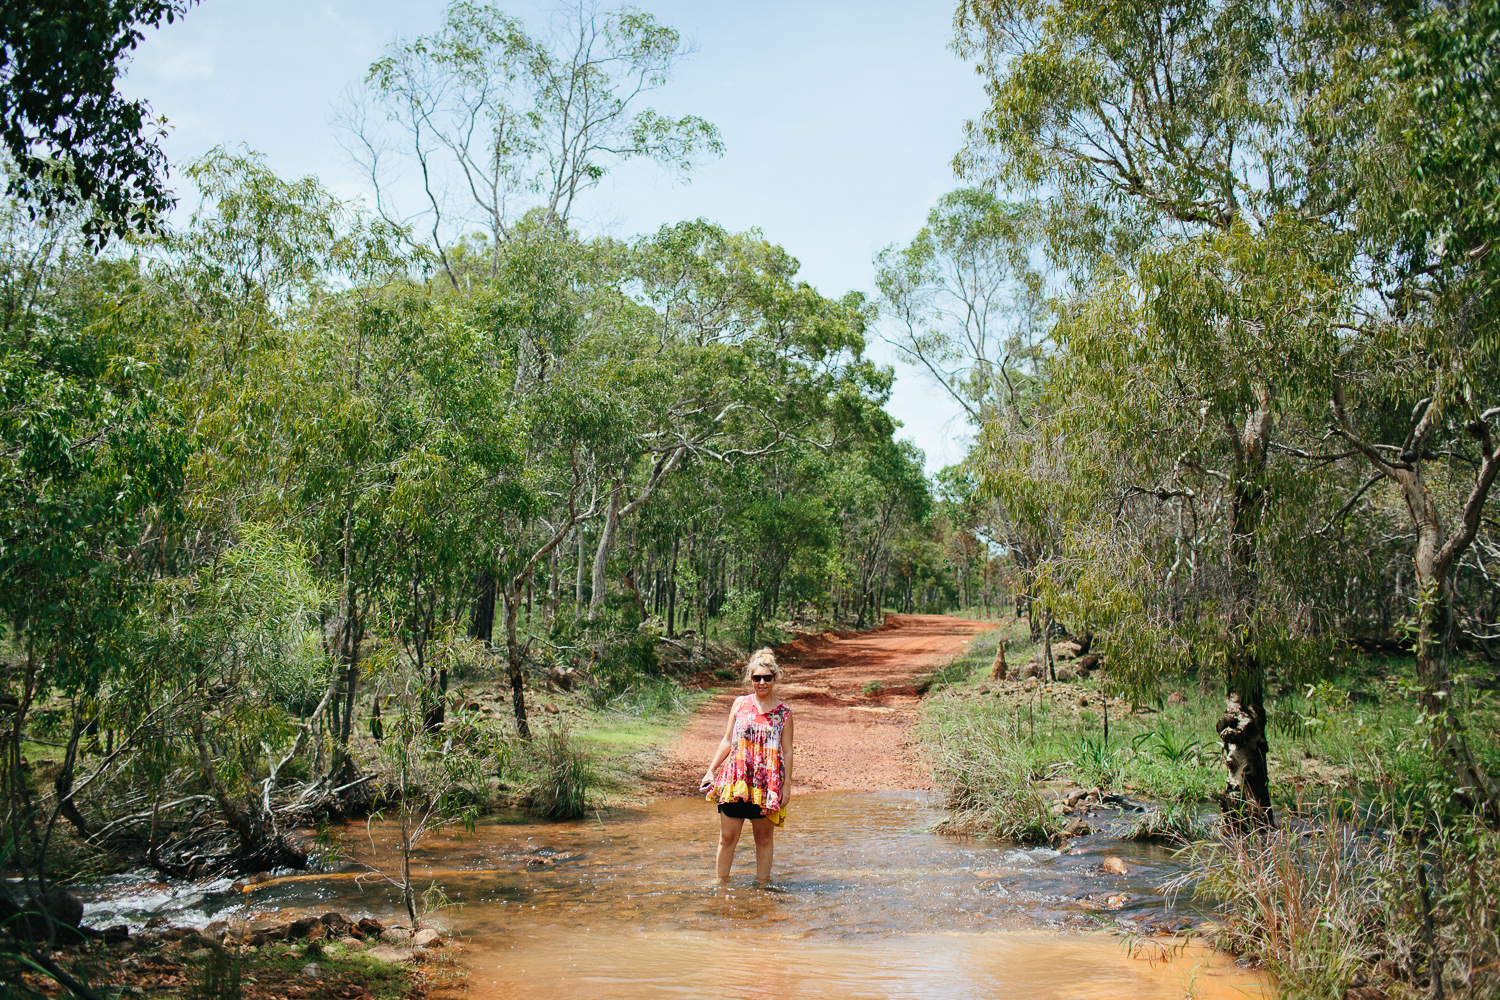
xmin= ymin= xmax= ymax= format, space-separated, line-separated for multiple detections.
xmin=915 ymin=620 xmax=1478 ymax=816
xmin=914 ymin=618 xmax=1500 ymax=999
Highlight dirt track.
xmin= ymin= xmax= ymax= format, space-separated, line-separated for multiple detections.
xmin=652 ymin=614 xmax=997 ymax=796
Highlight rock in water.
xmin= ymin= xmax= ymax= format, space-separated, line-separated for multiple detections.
xmin=1101 ymin=856 xmax=1129 ymax=875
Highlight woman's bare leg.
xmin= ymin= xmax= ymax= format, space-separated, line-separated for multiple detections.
xmin=750 ymin=817 xmax=775 ymax=882
xmin=716 ymin=814 xmax=745 ymax=878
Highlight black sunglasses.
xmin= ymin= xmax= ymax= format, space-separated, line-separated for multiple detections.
xmin=750 ymin=674 xmax=775 ymax=683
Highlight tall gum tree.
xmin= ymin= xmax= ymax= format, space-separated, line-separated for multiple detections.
xmin=340 ymin=0 xmax=722 ymax=285
xmin=951 ymin=0 xmax=1384 ymax=827
xmin=1326 ymin=0 xmax=1500 ymax=813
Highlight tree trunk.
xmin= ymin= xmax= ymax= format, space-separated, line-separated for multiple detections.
xmin=471 ymin=567 xmax=497 ymax=643
xmin=503 ymin=588 xmax=531 ymax=739
xmin=1333 ymin=386 xmax=1500 ymax=814
xmin=666 ymin=537 xmax=679 ymax=637
xmin=589 ymin=474 xmax=625 ymax=619
xmin=1216 ymin=390 xmax=1276 ymax=832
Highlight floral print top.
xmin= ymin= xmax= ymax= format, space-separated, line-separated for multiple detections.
xmin=706 ymin=696 xmax=789 ymax=826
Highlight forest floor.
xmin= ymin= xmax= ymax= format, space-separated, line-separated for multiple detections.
xmin=651 ymin=613 xmax=999 ymax=796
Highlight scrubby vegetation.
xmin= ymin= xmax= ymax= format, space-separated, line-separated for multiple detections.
xmin=921 ymin=618 xmax=1500 ymax=997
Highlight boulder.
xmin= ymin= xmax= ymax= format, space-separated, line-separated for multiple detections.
xmin=1054 ymin=665 xmax=1079 ymax=682
xmin=381 ymin=926 xmax=413 ymax=944
xmin=0 ymin=886 xmax=86 ymax=942
xmin=368 ymin=944 xmax=415 ymax=963
xmin=356 ymin=916 xmax=385 ymax=937
xmin=1014 ymin=659 xmax=1043 ymax=681
xmin=287 ymin=916 xmax=325 ymax=941
xmin=1076 ymin=653 xmax=1101 ymax=673
xmin=412 ymin=928 xmax=443 ymax=948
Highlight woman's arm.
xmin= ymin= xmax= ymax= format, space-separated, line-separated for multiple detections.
xmin=701 ymin=696 xmax=743 ymax=788
xmin=780 ymin=712 xmax=794 ymax=799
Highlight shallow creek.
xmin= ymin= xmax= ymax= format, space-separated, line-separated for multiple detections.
xmin=80 ymin=791 xmax=1266 ymax=999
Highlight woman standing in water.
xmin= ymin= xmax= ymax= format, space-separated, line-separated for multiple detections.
xmin=700 ymin=648 xmax=794 ymax=881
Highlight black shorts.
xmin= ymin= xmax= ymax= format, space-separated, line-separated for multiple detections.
xmin=717 ymin=800 xmax=764 ymax=819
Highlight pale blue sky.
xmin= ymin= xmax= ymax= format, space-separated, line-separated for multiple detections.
xmin=121 ymin=0 xmax=987 ymax=472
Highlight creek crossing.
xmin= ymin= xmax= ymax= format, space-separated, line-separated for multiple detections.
xmin=81 ymin=789 xmax=1267 ymax=999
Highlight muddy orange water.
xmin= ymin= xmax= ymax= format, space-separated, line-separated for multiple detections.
xmin=79 ymin=618 xmax=1269 ymax=998
xmin=145 ymin=792 xmax=1265 ymax=1000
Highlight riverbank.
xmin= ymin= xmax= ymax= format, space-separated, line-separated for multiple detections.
xmin=7 ymin=910 xmax=459 ymax=1000
xmin=915 ymin=618 xmax=1500 ymax=999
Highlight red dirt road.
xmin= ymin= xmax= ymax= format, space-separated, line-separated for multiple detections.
xmin=652 ymin=614 xmax=997 ymax=796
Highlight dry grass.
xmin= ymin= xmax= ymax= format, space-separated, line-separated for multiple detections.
xmin=1172 ymin=804 xmax=1500 ymax=1000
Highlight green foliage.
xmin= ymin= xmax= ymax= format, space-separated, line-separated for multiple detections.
xmin=717 ymin=589 xmax=761 ymax=655
xmin=0 ymin=0 xmax=192 ymax=242
xmin=515 ymin=728 xmax=595 ymax=820
xmin=1123 ymin=804 xmax=1209 ymax=845
xmin=921 ymin=711 xmax=1063 ymax=844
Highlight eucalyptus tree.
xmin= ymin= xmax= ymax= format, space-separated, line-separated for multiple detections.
xmin=0 ymin=194 xmax=186 ymax=873
xmin=0 ymin=0 xmax=195 ymax=243
xmin=876 ymin=188 xmax=1045 ymax=423
xmin=579 ymin=219 xmax=887 ymax=619
xmin=877 ymin=187 xmax=1057 ymax=633
xmin=1318 ymin=0 xmax=1500 ymax=813
xmin=950 ymin=0 xmax=1391 ymax=826
xmin=828 ymin=438 xmax=932 ymax=625
xmin=340 ymin=0 xmax=722 ymax=285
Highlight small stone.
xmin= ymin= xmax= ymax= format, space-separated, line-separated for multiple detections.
xmin=338 ymin=936 xmax=361 ymax=948
xmin=1078 ymin=694 xmax=1090 ymax=707
xmin=412 ymin=928 xmax=443 ymax=948
xmin=1101 ymin=856 xmax=1129 ymax=875
xmin=367 ymin=944 xmax=415 ymax=963
xmin=301 ymin=961 xmax=320 ymax=979
xmin=356 ymin=917 xmax=385 ymax=937
xmin=380 ymin=927 xmax=412 ymax=944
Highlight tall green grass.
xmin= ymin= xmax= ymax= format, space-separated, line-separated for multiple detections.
xmin=918 ymin=711 xmax=1064 ymax=844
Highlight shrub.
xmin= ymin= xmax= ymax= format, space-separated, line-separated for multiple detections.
xmin=921 ymin=713 xmax=1063 ymax=844
xmin=519 ymin=728 xmax=595 ymax=820
xmin=1172 ymin=803 xmax=1500 ymax=999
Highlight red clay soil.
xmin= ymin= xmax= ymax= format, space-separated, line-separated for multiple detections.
xmin=652 ymin=614 xmax=997 ymax=796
